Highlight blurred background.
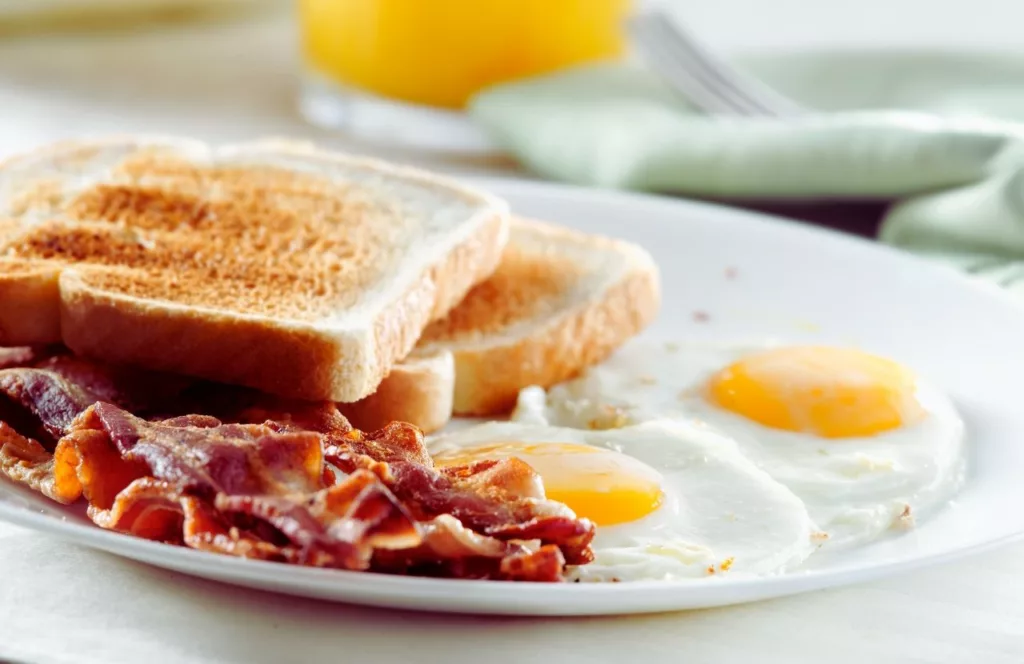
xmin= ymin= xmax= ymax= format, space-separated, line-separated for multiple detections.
xmin=4 ymin=0 xmax=1024 ymax=261
xmin=2 ymin=0 xmax=1020 ymax=160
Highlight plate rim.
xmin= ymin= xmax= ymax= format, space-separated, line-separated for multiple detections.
xmin=2 ymin=495 xmax=1022 ymax=607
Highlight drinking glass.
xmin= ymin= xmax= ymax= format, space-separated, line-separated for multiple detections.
xmin=298 ymin=0 xmax=633 ymax=153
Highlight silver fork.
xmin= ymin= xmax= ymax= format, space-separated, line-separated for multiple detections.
xmin=627 ymin=10 xmax=806 ymax=118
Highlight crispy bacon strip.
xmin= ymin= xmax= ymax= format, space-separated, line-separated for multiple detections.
xmin=0 ymin=422 xmax=62 ymax=501
xmin=373 ymin=514 xmax=568 ymax=582
xmin=181 ymin=493 xmax=298 ymax=562
xmin=0 ymin=368 xmax=101 ymax=442
xmin=81 ymin=403 xmax=324 ymax=497
xmin=215 ymin=470 xmax=422 ymax=569
xmin=92 ymin=477 xmax=190 ymax=541
xmin=92 ymin=477 xmax=300 ymax=560
xmin=0 ymin=349 xmax=201 ymax=446
xmin=53 ymin=428 xmax=149 ymax=508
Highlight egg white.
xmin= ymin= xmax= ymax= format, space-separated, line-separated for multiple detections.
xmin=512 ymin=340 xmax=967 ymax=550
xmin=428 ymin=420 xmax=819 ymax=582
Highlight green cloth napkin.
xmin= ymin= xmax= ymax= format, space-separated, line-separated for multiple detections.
xmin=468 ymin=52 xmax=1024 ymax=293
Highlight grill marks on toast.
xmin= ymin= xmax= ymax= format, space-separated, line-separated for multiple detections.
xmin=2 ymin=156 xmax=420 ymax=320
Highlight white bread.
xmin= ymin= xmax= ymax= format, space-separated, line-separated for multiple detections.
xmin=338 ymin=351 xmax=454 ymax=434
xmin=409 ymin=218 xmax=660 ymax=415
xmin=0 ymin=136 xmax=509 ymax=402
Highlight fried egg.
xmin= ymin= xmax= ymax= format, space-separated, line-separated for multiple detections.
xmin=428 ymin=420 xmax=818 ymax=581
xmin=512 ymin=342 xmax=966 ymax=550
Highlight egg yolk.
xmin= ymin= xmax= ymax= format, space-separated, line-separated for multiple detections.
xmin=434 ymin=442 xmax=663 ymax=526
xmin=708 ymin=346 xmax=925 ymax=438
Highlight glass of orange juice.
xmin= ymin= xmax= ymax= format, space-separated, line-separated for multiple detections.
xmin=299 ymin=0 xmax=634 ymax=153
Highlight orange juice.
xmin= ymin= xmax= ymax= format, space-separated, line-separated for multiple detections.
xmin=299 ymin=0 xmax=632 ymax=110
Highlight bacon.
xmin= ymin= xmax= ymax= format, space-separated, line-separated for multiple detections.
xmin=72 ymin=405 xmax=425 ymax=571
xmin=91 ymin=477 xmax=190 ymax=542
xmin=326 ymin=421 xmax=433 ymax=467
xmin=53 ymin=427 xmax=149 ymax=507
xmin=38 ymin=355 xmax=195 ymax=414
xmin=181 ymin=493 xmax=299 ymax=562
xmin=0 ymin=347 xmax=43 ymax=370
xmin=0 ymin=368 xmax=102 ymax=442
xmin=229 ymin=399 xmax=354 ymax=438
xmin=76 ymin=406 xmax=581 ymax=576
xmin=487 ymin=516 xmax=596 ymax=566
xmin=0 ymin=421 xmax=62 ymax=501
xmin=0 ymin=349 xmax=198 ymax=444
xmin=0 ymin=355 xmax=160 ymax=501
xmin=371 ymin=516 xmax=568 ymax=582
xmin=93 ymin=477 xmax=299 ymax=560
xmin=76 ymin=403 xmax=325 ymax=498
xmin=215 ymin=470 xmax=422 ymax=570
xmin=0 ymin=348 xmax=596 ymax=581
xmin=325 ymin=427 xmax=597 ymax=566
xmin=500 ymin=545 xmax=567 ymax=582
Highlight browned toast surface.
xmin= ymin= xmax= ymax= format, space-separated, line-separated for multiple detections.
xmin=421 ymin=231 xmax=590 ymax=342
xmin=0 ymin=137 xmax=509 ymax=401
xmin=10 ymin=158 xmax=455 ymax=319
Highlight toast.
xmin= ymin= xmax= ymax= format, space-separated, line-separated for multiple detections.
xmin=0 ymin=137 xmax=509 ymax=402
xmin=337 ymin=351 xmax=454 ymax=434
xmin=408 ymin=218 xmax=660 ymax=415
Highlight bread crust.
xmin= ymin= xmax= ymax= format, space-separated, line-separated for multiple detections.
xmin=448 ymin=264 xmax=660 ymax=414
xmin=0 ymin=266 xmax=62 ymax=344
xmin=338 ymin=352 xmax=454 ymax=434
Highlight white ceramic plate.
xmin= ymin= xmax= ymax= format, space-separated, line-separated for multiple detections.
xmin=3 ymin=178 xmax=1024 ymax=616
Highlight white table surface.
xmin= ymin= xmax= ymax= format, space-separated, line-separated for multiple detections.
xmin=2 ymin=4 xmax=1024 ymax=662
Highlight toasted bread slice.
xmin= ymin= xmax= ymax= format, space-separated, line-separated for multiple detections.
xmin=338 ymin=351 xmax=454 ymax=433
xmin=409 ymin=218 xmax=660 ymax=415
xmin=0 ymin=137 xmax=508 ymax=402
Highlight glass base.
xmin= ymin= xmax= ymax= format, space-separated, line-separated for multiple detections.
xmin=299 ymin=72 xmax=500 ymax=156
